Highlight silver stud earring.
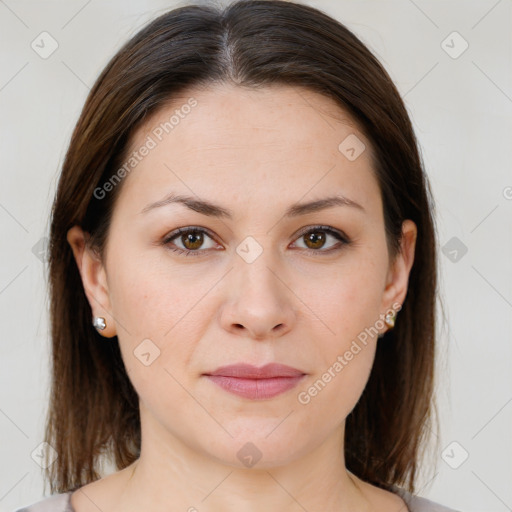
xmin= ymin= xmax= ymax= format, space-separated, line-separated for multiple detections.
xmin=93 ymin=316 xmax=106 ymax=331
xmin=384 ymin=311 xmax=396 ymax=329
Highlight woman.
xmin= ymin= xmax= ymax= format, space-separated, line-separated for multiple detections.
xmin=15 ymin=0 xmax=459 ymax=510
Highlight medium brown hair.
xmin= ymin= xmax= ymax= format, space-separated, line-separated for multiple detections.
xmin=45 ymin=0 xmax=440 ymax=496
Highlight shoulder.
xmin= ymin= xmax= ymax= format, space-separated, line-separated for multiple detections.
xmin=393 ymin=486 xmax=461 ymax=512
xmin=12 ymin=491 xmax=73 ymax=512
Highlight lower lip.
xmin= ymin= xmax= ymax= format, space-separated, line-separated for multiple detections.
xmin=204 ymin=375 xmax=305 ymax=400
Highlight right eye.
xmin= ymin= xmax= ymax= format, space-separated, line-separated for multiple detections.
xmin=162 ymin=226 xmax=221 ymax=257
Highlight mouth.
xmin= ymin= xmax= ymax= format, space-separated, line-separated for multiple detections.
xmin=203 ymin=363 xmax=306 ymax=400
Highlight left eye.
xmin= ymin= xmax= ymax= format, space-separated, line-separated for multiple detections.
xmin=291 ymin=226 xmax=349 ymax=253
xmin=163 ymin=225 xmax=349 ymax=256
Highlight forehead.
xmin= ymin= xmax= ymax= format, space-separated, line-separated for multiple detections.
xmin=115 ymin=83 xmax=380 ymax=220
xmin=128 ymin=82 xmax=366 ymax=153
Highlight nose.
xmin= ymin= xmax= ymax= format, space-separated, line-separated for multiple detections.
xmin=218 ymin=251 xmax=296 ymax=341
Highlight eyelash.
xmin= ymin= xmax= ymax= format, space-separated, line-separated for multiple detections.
xmin=162 ymin=225 xmax=351 ymax=257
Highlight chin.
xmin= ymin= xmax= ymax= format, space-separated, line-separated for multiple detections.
xmin=203 ymin=431 xmax=307 ymax=470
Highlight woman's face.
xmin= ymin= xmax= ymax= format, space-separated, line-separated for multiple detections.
xmin=69 ymin=83 xmax=416 ymax=469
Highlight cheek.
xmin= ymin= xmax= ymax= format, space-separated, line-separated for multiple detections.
xmin=107 ymin=244 xmax=195 ymax=336
xmin=296 ymin=268 xmax=383 ymax=422
xmin=309 ymin=252 xmax=386 ymax=344
xmin=295 ymin=252 xmax=384 ymax=414
xmin=295 ymin=340 xmax=377 ymax=438
xmin=105 ymin=247 xmax=203 ymax=389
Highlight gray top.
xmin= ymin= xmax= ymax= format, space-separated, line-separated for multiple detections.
xmin=13 ymin=487 xmax=461 ymax=511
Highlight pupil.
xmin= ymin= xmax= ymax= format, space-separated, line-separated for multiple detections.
xmin=184 ymin=232 xmax=203 ymax=249
xmin=307 ymin=232 xmax=325 ymax=249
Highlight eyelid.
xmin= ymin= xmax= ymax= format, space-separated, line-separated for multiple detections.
xmin=162 ymin=224 xmax=350 ymax=256
xmin=162 ymin=226 xmax=221 ymax=252
xmin=293 ymin=224 xmax=349 ymax=242
xmin=289 ymin=225 xmax=350 ymax=253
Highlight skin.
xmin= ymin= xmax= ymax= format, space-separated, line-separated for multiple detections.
xmin=67 ymin=83 xmax=417 ymax=512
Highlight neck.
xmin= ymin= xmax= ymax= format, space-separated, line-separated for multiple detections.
xmin=111 ymin=409 xmax=371 ymax=511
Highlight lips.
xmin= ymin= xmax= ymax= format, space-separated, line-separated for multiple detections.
xmin=203 ymin=363 xmax=306 ymax=400
xmin=204 ymin=363 xmax=305 ymax=379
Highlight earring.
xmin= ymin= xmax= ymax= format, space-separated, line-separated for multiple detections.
xmin=384 ymin=310 xmax=396 ymax=329
xmin=93 ymin=316 xmax=106 ymax=331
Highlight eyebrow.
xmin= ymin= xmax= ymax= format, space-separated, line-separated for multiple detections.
xmin=140 ymin=192 xmax=365 ymax=218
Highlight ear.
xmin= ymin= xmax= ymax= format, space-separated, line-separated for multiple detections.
xmin=380 ymin=219 xmax=417 ymax=318
xmin=66 ymin=225 xmax=117 ymax=338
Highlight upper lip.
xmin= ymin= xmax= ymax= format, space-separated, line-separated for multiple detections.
xmin=204 ymin=363 xmax=305 ymax=379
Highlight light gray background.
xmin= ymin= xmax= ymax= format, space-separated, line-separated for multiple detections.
xmin=1 ymin=0 xmax=511 ymax=511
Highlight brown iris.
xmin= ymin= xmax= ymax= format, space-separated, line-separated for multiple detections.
xmin=181 ymin=231 xmax=204 ymax=250
xmin=303 ymin=230 xmax=326 ymax=250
